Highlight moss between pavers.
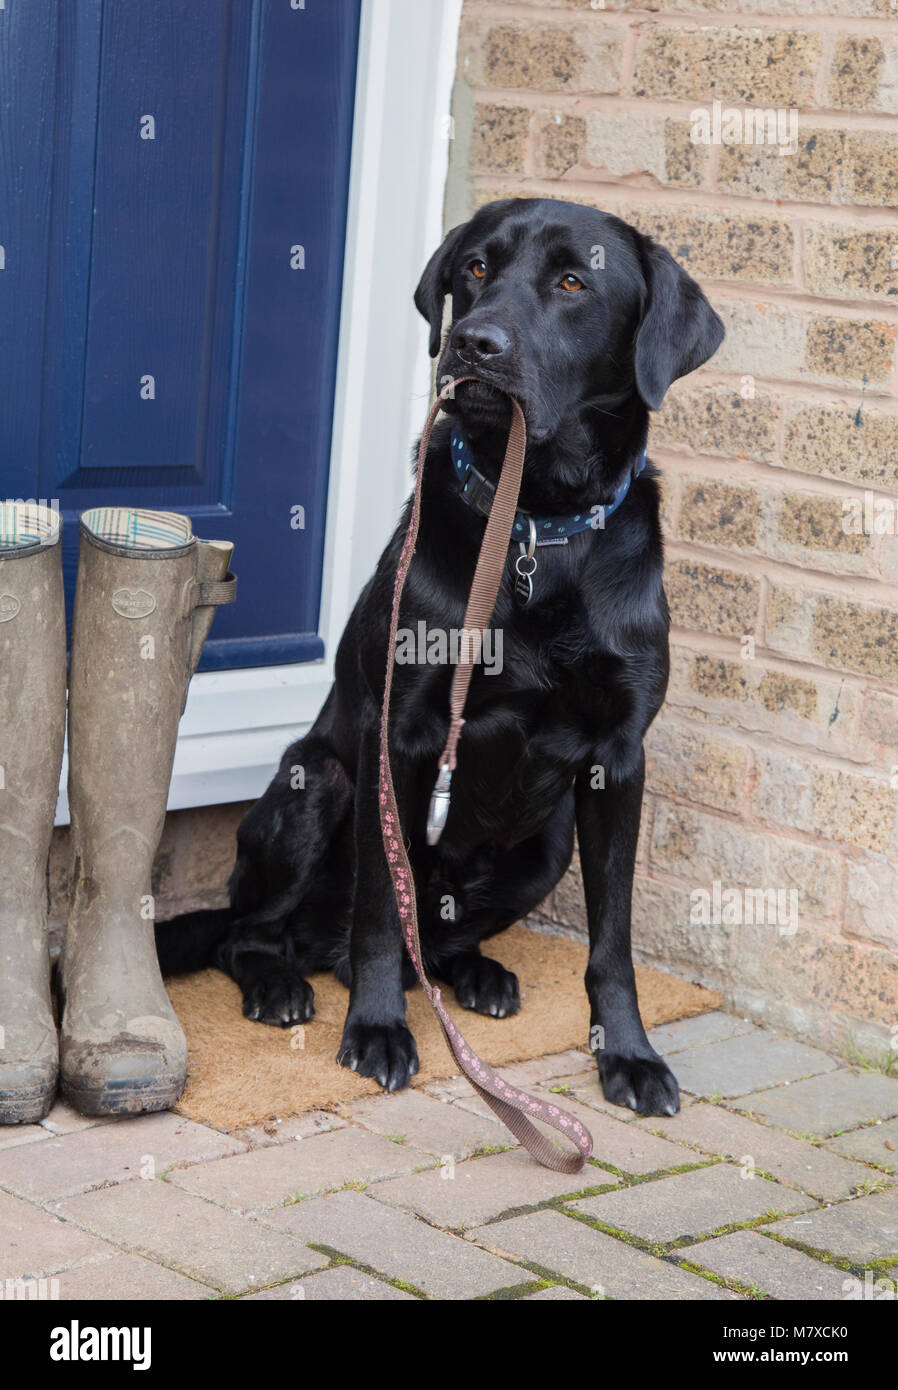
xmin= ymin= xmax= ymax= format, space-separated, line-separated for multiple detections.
xmin=617 ymin=1158 xmax=724 ymax=1186
xmin=458 ymin=1160 xmax=725 ymax=1242
xmin=544 ymin=1205 xmax=737 ymax=1295
xmin=288 ymin=1178 xmax=370 ymax=1203
xmin=297 ymin=1243 xmax=575 ymax=1302
xmin=252 ymin=1140 xmax=893 ymax=1299
xmin=636 ymin=1123 xmax=895 ymax=1201
xmin=761 ymin=1229 xmax=898 ymax=1280
xmin=468 ymin=1253 xmax=605 ymax=1301
xmin=476 ymin=1280 xmax=557 ymax=1300
xmin=307 ymin=1244 xmax=428 ymax=1299
xmin=638 ymin=1136 xmax=786 ymax=1191
xmin=663 ymin=1209 xmax=805 ymax=1251
xmin=453 ymin=1161 xmax=720 ymax=1235
xmin=727 ymin=1103 xmax=898 ymax=1157
xmin=561 ymin=1200 xmax=815 ymax=1264
xmin=676 ymin=1259 xmax=766 ymax=1300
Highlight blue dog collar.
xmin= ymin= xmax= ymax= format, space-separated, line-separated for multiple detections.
xmin=450 ymin=430 xmax=647 ymax=544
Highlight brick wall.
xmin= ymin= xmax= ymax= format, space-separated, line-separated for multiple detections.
xmin=446 ymin=0 xmax=898 ymax=1055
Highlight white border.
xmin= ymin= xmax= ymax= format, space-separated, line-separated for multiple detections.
xmin=55 ymin=0 xmax=464 ymax=824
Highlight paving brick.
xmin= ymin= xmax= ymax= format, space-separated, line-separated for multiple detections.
xmin=524 ymin=1284 xmax=588 ymax=1300
xmin=635 ymin=1101 xmax=881 ymax=1201
xmin=670 ymin=1033 xmax=837 ymax=1099
xmin=736 ymin=1069 xmax=898 ymax=1137
xmin=648 ymin=1012 xmax=756 ymax=1055
xmin=0 ymin=1112 xmax=244 ymax=1201
xmin=40 ymin=1100 xmax=115 ymax=1135
xmin=424 ymin=1075 xmax=487 ymax=1103
xmin=58 ymin=1180 xmax=326 ymax=1295
xmin=342 ymin=1091 xmax=508 ymax=1160
xmin=0 ymin=1125 xmax=48 ymax=1152
xmin=230 ymin=1111 xmax=345 ymax=1149
xmin=266 ymin=1189 xmax=525 ymax=1299
xmin=825 ymin=1116 xmax=898 ymax=1171
xmin=0 ymin=1189 xmax=112 ymax=1280
xmin=446 ymin=1063 xmax=613 ymax=1145
xmin=469 ymin=1209 xmax=739 ymax=1300
xmin=679 ymin=1229 xmax=850 ymax=1300
xmin=567 ymin=1107 xmax=693 ymax=1176
xmin=574 ymin=1164 xmax=815 ymax=1244
xmin=493 ymin=1049 xmax=594 ymax=1089
xmin=428 ymin=1086 xmax=519 ymax=1132
xmin=53 ymin=1253 xmax=211 ymax=1300
xmin=425 ymin=1045 xmax=594 ymax=1100
xmin=537 ymin=1072 xmax=681 ymax=1125
xmin=368 ymin=1149 xmax=613 ymax=1230
xmin=170 ymin=1126 xmax=432 ymax=1212
xmin=244 ymin=1265 xmax=417 ymax=1301
xmin=555 ymin=1072 xmax=627 ymax=1118
xmin=528 ymin=1083 xmax=637 ymax=1145
xmin=768 ymin=1190 xmax=898 ymax=1262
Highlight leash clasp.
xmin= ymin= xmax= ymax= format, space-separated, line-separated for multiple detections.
xmin=426 ymin=763 xmax=453 ymax=846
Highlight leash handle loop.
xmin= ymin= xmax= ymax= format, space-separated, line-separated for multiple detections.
xmin=378 ymin=377 xmax=593 ymax=1174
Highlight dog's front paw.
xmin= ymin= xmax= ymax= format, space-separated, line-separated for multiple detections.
xmin=242 ymin=971 xmax=315 ymax=1026
xmin=598 ymin=1050 xmax=680 ymax=1117
xmin=452 ymin=954 xmax=520 ymax=1018
xmin=337 ymin=1019 xmax=419 ymax=1092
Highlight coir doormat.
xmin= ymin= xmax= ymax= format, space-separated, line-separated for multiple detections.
xmin=166 ymin=924 xmax=722 ymax=1131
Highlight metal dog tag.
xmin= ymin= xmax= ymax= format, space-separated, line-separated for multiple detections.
xmin=514 ymin=517 xmax=538 ymax=607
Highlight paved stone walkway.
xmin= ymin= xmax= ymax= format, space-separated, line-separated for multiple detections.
xmin=3 ymin=1011 xmax=898 ymax=1300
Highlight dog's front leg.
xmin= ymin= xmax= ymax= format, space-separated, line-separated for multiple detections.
xmin=575 ymin=753 xmax=679 ymax=1116
xmin=336 ymin=726 xmax=419 ymax=1092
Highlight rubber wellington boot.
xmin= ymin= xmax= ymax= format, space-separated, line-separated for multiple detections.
xmin=0 ymin=504 xmax=67 ymax=1123
xmin=59 ymin=508 xmax=235 ymax=1115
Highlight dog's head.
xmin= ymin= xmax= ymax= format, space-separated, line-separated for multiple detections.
xmin=415 ymin=199 xmax=724 ymax=446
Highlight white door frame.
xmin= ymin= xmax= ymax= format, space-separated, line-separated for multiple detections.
xmin=55 ymin=0 xmax=464 ymax=822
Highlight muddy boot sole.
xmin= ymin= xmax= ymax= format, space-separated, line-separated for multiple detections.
xmin=60 ymin=1070 xmax=186 ymax=1118
xmin=0 ymin=1072 xmax=56 ymax=1125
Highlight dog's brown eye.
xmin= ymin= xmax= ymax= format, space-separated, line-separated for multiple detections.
xmin=470 ymin=260 xmax=487 ymax=280
xmin=560 ymin=274 xmax=584 ymax=292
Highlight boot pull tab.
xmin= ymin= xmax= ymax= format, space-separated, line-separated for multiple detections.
xmin=181 ymin=541 xmax=237 ymax=699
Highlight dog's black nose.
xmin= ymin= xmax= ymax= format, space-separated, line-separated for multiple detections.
xmin=451 ymin=321 xmax=510 ymax=364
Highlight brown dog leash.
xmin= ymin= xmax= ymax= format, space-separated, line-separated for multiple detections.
xmin=378 ymin=377 xmax=593 ymax=1173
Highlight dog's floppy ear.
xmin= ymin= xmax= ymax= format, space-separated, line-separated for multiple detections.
xmin=414 ymin=221 xmax=469 ymax=358
xmin=634 ymin=238 xmax=725 ymax=410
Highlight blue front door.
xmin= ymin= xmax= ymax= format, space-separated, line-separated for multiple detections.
xmin=0 ymin=0 xmax=360 ymax=669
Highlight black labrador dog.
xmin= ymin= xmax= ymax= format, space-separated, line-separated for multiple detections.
xmin=157 ymin=198 xmax=724 ymax=1117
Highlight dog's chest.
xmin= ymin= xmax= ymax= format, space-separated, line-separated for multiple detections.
xmin=434 ymin=660 xmax=624 ymax=839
